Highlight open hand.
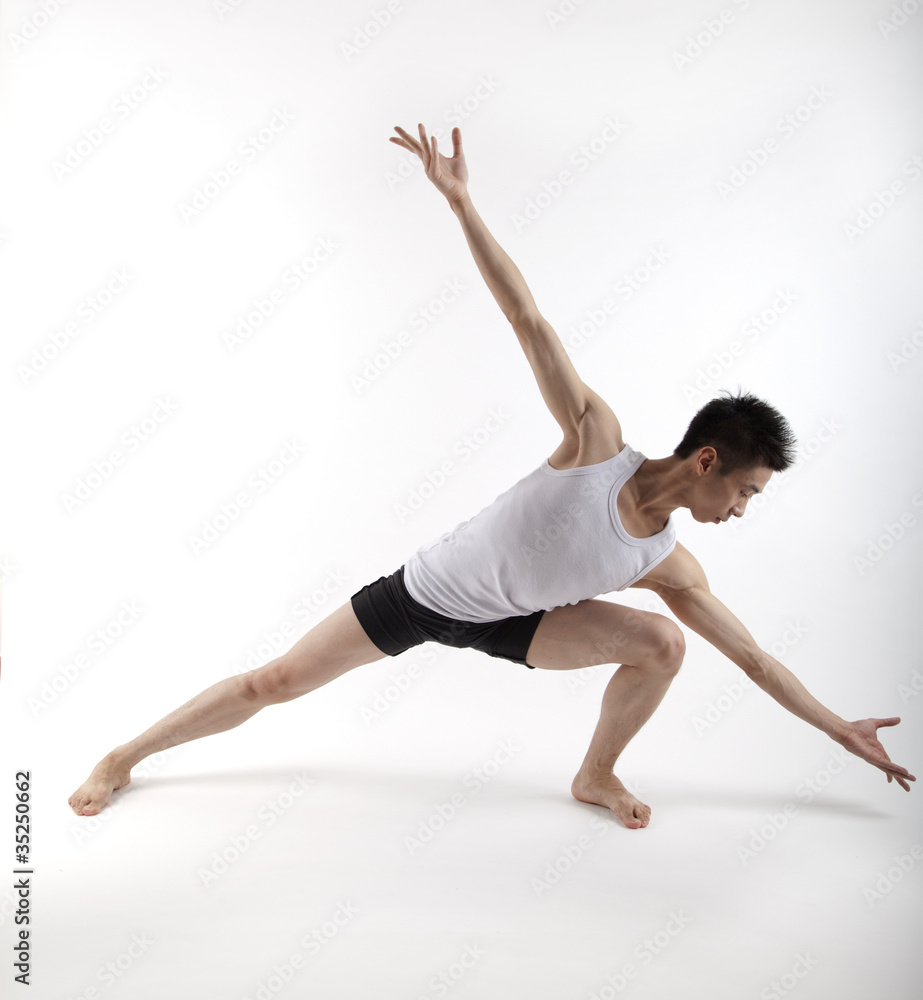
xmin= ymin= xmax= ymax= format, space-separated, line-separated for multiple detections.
xmin=390 ymin=123 xmax=468 ymax=203
xmin=840 ymin=717 xmax=915 ymax=791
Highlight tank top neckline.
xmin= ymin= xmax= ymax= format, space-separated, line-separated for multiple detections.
xmin=609 ymin=450 xmax=674 ymax=546
xmin=539 ymin=444 xmax=672 ymax=547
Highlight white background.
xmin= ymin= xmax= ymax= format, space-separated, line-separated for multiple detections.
xmin=1 ymin=0 xmax=922 ymax=997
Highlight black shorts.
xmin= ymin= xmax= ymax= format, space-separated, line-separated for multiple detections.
xmin=350 ymin=565 xmax=544 ymax=667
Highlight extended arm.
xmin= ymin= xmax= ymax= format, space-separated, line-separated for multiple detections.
xmin=390 ymin=123 xmax=539 ymax=321
xmin=389 ymin=123 xmax=619 ymax=442
xmin=669 ymin=584 xmax=849 ymax=739
xmin=642 ymin=544 xmax=915 ymax=790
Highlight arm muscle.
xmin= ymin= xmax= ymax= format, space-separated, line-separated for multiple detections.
xmin=510 ymin=311 xmax=617 ymax=438
xmin=651 ymin=547 xmax=849 ymax=740
xmin=448 ymin=195 xmax=620 ymax=443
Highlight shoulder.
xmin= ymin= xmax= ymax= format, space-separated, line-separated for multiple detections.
xmin=582 ymin=386 xmax=624 ymax=455
xmin=631 ymin=541 xmax=708 ymax=596
xmin=548 ymin=388 xmax=625 ymax=470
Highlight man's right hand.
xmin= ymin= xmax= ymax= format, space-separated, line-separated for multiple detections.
xmin=390 ymin=123 xmax=469 ymax=203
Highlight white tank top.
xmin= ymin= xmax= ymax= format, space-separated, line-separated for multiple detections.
xmin=402 ymin=443 xmax=676 ymax=622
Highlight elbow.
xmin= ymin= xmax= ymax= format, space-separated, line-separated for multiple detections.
xmin=508 ymin=307 xmax=547 ymax=339
xmin=742 ymin=650 xmax=772 ymax=685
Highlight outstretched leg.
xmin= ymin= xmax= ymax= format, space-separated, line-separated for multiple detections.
xmin=524 ymin=599 xmax=685 ymax=829
xmin=68 ymin=601 xmax=387 ymax=816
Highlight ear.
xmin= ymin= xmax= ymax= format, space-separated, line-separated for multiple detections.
xmin=695 ymin=446 xmax=718 ymax=475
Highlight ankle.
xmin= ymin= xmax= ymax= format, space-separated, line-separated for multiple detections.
xmin=103 ymin=746 xmax=136 ymax=771
xmin=576 ymin=763 xmax=618 ymax=784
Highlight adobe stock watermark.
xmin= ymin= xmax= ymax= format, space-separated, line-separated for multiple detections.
xmin=51 ymin=66 xmax=168 ymax=180
xmin=61 ymin=396 xmax=179 ymax=512
xmin=897 ymin=665 xmax=923 ymax=705
xmin=27 ymin=600 xmax=145 ymax=717
xmin=587 ymin=909 xmax=693 ymax=998
xmin=682 ymin=288 xmax=797 ymax=403
xmin=67 ymin=933 xmax=156 ymax=998
xmin=556 ymin=610 xmax=664 ymax=697
xmin=71 ymin=748 xmax=181 ymax=846
xmin=736 ymin=747 xmax=851 ymax=865
xmin=691 ymin=619 xmax=809 ymax=736
xmin=212 ymin=0 xmax=252 ymax=20
xmin=672 ymin=0 xmax=759 ymax=71
xmin=862 ymin=829 xmax=923 ymax=908
xmin=531 ymin=813 xmax=620 ymax=895
xmin=351 ymin=277 xmax=465 ymax=392
xmin=360 ymin=646 xmax=439 ymax=726
xmin=18 ymin=268 xmax=134 ymax=385
xmin=853 ymin=488 xmax=923 ymax=577
xmin=510 ymin=116 xmax=628 ymax=233
xmin=1 ymin=556 xmax=17 ymax=585
xmin=386 ymin=77 xmax=500 ymax=192
xmin=842 ymin=152 xmax=922 ymax=242
xmin=404 ymin=740 xmax=521 ymax=855
xmin=521 ymin=502 xmax=586 ymax=564
xmin=230 ymin=569 xmax=352 ymax=675
xmin=520 ymin=466 xmax=622 ymax=568
xmin=0 ymin=887 xmax=23 ymax=929
xmin=728 ymin=415 xmax=843 ymax=533
xmin=222 ymin=237 xmax=340 ymax=353
xmin=7 ymin=0 xmax=73 ymax=53
xmin=178 ymin=107 xmax=295 ymax=223
xmin=545 ymin=0 xmax=595 ymax=29
xmin=562 ymin=246 xmax=673 ymax=354
xmin=879 ymin=1 xmax=921 ymax=39
xmin=241 ymin=901 xmax=359 ymax=1000
xmin=559 ymin=659 xmax=611 ymax=697
xmin=413 ymin=943 xmax=487 ymax=1000
xmin=717 ymin=87 xmax=833 ymax=200
xmin=198 ymin=772 xmax=315 ymax=886
xmin=886 ymin=319 xmax=923 ymax=372
xmin=341 ymin=0 xmax=405 ymax=62
xmin=187 ymin=439 xmax=305 ymax=556
xmin=760 ymin=953 xmax=820 ymax=1000
xmin=394 ymin=407 xmax=510 ymax=522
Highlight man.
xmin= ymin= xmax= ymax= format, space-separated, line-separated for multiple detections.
xmin=69 ymin=123 xmax=914 ymax=829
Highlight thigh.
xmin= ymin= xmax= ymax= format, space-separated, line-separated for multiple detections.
xmin=275 ymin=600 xmax=390 ymax=690
xmin=524 ymin=599 xmax=675 ymax=670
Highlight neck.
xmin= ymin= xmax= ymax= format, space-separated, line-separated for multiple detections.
xmin=632 ymin=455 xmax=695 ymax=525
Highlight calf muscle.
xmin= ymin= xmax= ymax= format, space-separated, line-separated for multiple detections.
xmin=69 ymin=600 xmax=386 ymax=816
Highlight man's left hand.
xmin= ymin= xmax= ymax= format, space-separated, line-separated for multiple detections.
xmin=839 ymin=717 xmax=915 ymax=791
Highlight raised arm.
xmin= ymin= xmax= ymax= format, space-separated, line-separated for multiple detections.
xmin=638 ymin=544 xmax=916 ymax=790
xmin=389 ymin=123 xmax=621 ymax=445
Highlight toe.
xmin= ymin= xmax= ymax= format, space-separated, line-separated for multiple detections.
xmin=617 ymin=803 xmax=642 ymax=829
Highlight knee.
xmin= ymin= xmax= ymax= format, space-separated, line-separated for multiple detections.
xmin=243 ymin=657 xmax=302 ymax=704
xmin=644 ymin=617 xmax=685 ymax=676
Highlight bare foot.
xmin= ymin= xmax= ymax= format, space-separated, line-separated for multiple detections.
xmin=69 ymin=753 xmax=133 ymax=816
xmin=571 ymin=769 xmax=651 ymax=829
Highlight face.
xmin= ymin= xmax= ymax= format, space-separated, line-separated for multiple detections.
xmin=690 ymin=449 xmax=773 ymax=524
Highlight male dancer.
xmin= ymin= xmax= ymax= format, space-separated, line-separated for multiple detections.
xmin=69 ymin=123 xmax=914 ymax=829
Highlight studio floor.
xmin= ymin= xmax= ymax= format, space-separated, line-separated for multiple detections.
xmin=34 ymin=648 xmax=923 ymax=1000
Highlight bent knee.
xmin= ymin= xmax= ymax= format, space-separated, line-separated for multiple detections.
xmin=645 ymin=616 xmax=685 ymax=674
